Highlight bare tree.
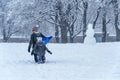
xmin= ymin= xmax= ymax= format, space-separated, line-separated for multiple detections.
xmin=102 ymin=5 xmax=107 ymax=42
xmin=112 ymin=0 xmax=120 ymax=41
xmin=54 ymin=0 xmax=60 ymax=43
xmin=82 ymin=0 xmax=88 ymax=42
xmin=0 ymin=1 xmax=6 ymax=41
xmin=1 ymin=0 xmax=118 ymax=43
xmin=93 ymin=7 xmax=101 ymax=29
xmin=101 ymin=0 xmax=113 ymax=42
xmin=66 ymin=2 xmax=78 ymax=43
xmin=0 ymin=0 xmax=20 ymax=42
xmin=93 ymin=0 xmax=111 ymax=42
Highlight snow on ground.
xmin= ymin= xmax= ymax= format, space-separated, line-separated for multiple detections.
xmin=0 ymin=42 xmax=120 ymax=80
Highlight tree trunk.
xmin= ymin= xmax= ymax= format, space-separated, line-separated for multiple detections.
xmin=55 ymin=11 xmax=59 ymax=43
xmin=112 ymin=0 xmax=120 ymax=41
xmin=115 ymin=14 xmax=120 ymax=41
xmin=57 ymin=1 xmax=68 ymax=43
xmin=1 ymin=4 xmax=7 ymax=42
xmin=93 ymin=7 xmax=101 ymax=29
xmin=60 ymin=19 xmax=68 ymax=43
xmin=82 ymin=1 xmax=88 ymax=43
xmin=69 ymin=24 xmax=74 ymax=43
xmin=102 ymin=7 xmax=107 ymax=42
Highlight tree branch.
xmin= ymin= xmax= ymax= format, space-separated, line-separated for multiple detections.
xmin=93 ymin=7 xmax=101 ymax=29
xmin=43 ymin=18 xmax=60 ymax=26
xmin=106 ymin=19 xmax=111 ymax=25
xmin=72 ymin=28 xmax=86 ymax=38
xmin=7 ymin=30 xmax=20 ymax=40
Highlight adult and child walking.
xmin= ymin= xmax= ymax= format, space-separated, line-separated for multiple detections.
xmin=28 ymin=25 xmax=52 ymax=64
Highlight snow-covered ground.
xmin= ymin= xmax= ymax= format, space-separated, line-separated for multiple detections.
xmin=0 ymin=42 xmax=120 ymax=80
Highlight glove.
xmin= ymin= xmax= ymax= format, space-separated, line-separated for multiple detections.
xmin=48 ymin=50 xmax=52 ymax=54
xmin=28 ymin=48 xmax=30 ymax=53
xmin=28 ymin=45 xmax=31 ymax=53
xmin=28 ymin=49 xmax=30 ymax=53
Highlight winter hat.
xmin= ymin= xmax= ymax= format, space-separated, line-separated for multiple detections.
xmin=32 ymin=25 xmax=39 ymax=32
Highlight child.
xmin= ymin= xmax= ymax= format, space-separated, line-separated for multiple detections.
xmin=33 ymin=39 xmax=52 ymax=63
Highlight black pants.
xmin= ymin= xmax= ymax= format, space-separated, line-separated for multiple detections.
xmin=34 ymin=54 xmax=38 ymax=62
xmin=34 ymin=54 xmax=46 ymax=63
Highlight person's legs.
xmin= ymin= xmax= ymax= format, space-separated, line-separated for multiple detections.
xmin=34 ymin=55 xmax=46 ymax=64
xmin=42 ymin=55 xmax=46 ymax=63
xmin=37 ymin=56 xmax=44 ymax=64
xmin=34 ymin=54 xmax=38 ymax=62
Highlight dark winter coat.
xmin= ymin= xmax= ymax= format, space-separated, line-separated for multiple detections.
xmin=33 ymin=42 xmax=52 ymax=56
xmin=28 ymin=32 xmax=46 ymax=52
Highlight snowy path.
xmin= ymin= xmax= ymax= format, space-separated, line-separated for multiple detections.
xmin=0 ymin=43 xmax=120 ymax=80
